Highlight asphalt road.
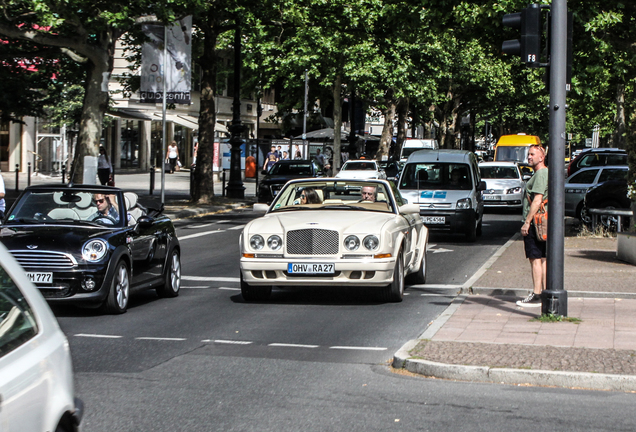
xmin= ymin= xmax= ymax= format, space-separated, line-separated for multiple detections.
xmin=53 ymin=209 xmax=636 ymax=431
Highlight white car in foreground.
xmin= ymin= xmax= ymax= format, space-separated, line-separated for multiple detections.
xmin=478 ymin=161 xmax=526 ymax=209
xmin=240 ymin=179 xmax=428 ymax=302
xmin=0 ymin=242 xmax=83 ymax=431
xmin=335 ymin=160 xmax=386 ymax=179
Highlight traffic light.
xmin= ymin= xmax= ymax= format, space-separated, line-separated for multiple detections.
xmin=502 ymin=3 xmax=542 ymax=67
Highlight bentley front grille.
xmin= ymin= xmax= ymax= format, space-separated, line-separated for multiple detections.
xmin=11 ymin=250 xmax=78 ymax=270
xmin=287 ymin=229 xmax=339 ymax=255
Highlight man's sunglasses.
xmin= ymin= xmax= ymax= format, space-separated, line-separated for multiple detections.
xmin=95 ymin=198 xmax=106 ymax=204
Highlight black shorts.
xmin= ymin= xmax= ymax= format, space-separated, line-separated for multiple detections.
xmin=523 ymin=226 xmax=546 ymax=259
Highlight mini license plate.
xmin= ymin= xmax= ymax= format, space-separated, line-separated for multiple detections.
xmin=26 ymin=272 xmax=53 ymax=284
xmin=484 ymin=195 xmax=501 ymax=201
xmin=288 ymin=263 xmax=335 ymax=274
xmin=421 ymin=216 xmax=446 ymax=224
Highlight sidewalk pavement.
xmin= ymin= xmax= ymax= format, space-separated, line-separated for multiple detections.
xmin=394 ymin=233 xmax=636 ymax=392
xmin=5 ymin=171 xmax=636 ymax=391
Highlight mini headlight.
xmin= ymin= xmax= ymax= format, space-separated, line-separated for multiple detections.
xmin=267 ymin=235 xmax=283 ymax=250
xmin=506 ymin=187 xmax=522 ymax=194
xmin=363 ymin=235 xmax=379 ymax=251
xmin=344 ymin=235 xmax=360 ymax=251
xmin=456 ymin=198 xmax=471 ymax=210
xmin=82 ymin=239 xmax=108 ymax=262
xmin=250 ymin=235 xmax=265 ymax=250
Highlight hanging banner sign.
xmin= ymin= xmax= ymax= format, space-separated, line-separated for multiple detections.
xmin=140 ymin=16 xmax=192 ymax=104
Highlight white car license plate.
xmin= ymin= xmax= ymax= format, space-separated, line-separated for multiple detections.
xmin=288 ymin=263 xmax=334 ymax=274
xmin=26 ymin=272 xmax=53 ymax=284
xmin=422 ymin=216 xmax=445 ymax=224
xmin=484 ymin=195 xmax=501 ymax=201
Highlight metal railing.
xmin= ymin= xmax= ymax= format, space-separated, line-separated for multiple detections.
xmin=588 ymin=208 xmax=633 ymax=233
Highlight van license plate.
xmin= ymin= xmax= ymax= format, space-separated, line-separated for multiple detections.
xmin=422 ymin=216 xmax=445 ymax=224
xmin=26 ymin=272 xmax=53 ymax=284
xmin=288 ymin=263 xmax=334 ymax=274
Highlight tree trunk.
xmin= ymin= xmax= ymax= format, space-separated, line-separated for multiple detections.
xmin=375 ymin=89 xmax=396 ymax=160
xmin=394 ymin=96 xmax=409 ymax=161
xmin=71 ymin=32 xmax=114 ymax=184
xmin=613 ymin=83 xmax=626 ymax=149
xmin=333 ymin=73 xmax=342 ymax=173
xmin=191 ymin=23 xmax=219 ymax=203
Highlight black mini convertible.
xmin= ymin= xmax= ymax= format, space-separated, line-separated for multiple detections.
xmin=0 ymin=184 xmax=181 ymax=314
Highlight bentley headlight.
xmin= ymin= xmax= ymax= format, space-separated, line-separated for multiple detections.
xmin=82 ymin=239 xmax=108 ymax=262
xmin=250 ymin=235 xmax=265 ymax=250
xmin=363 ymin=235 xmax=380 ymax=251
xmin=344 ymin=235 xmax=360 ymax=251
xmin=267 ymin=235 xmax=283 ymax=250
xmin=456 ymin=198 xmax=472 ymax=209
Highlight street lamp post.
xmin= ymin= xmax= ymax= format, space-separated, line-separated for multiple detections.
xmin=226 ymin=22 xmax=245 ymax=198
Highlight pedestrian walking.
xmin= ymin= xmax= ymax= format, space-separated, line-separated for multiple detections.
xmin=97 ymin=147 xmax=112 ymax=185
xmin=166 ymin=141 xmax=180 ymax=173
xmin=517 ymin=144 xmax=548 ymax=307
xmin=0 ymin=170 xmax=5 ymax=221
xmin=263 ymin=145 xmax=278 ymax=172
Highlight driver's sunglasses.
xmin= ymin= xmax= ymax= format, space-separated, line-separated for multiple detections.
xmin=95 ymin=198 xmax=106 ymax=204
xmin=301 ymin=194 xmax=307 ymax=199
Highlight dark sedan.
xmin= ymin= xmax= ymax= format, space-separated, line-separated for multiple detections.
xmin=0 ymin=184 xmax=181 ymax=314
xmin=258 ymin=160 xmax=323 ymax=203
xmin=582 ymin=179 xmax=631 ymax=229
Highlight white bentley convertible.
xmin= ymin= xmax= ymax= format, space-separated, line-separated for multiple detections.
xmin=240 ymin=179 xmax=428 ymax=302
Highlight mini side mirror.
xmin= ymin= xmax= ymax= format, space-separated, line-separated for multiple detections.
xmin=136 ymin=215 xmax=154 ymax=227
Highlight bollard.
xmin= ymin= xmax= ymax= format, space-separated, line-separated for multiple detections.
xmin=62 ymin=164 xmax=66 ymax=183
xmin=149 ymin=166 xmax=155 ymax=195
xmin=222 ymin=170 xmax=226 ymax=197
xmin=15 ymin=164 xmax=19 ymax=192
xmin=27 ymin=162 xmax=31 ymax=187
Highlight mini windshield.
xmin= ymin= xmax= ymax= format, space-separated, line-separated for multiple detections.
xmin=479 ymin=166 xmax=520 ymax=180
xmin=6 ymin=190 xmax=123 ymax=227
xmin=269 ymin=180 xmax=394 ymax=213
xmin=400 ymin=163 xmax=473 ymax=191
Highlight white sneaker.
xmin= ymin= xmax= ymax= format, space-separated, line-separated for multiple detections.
xmin=516 ymin=292 xmax=541 ymax=307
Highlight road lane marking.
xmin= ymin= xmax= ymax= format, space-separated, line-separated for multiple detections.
xmin=179 ymin=230 xmax=226 ymax=240
xmin=268 ymin=343 xmax=319 ymax=349
xmin=219 ymin=287 xmax=241 ymax=291
xmin=181 ymin=285 xmax=211 ymax=289
xmin=136 ymin=337 xmax=187 ymax=341
xmin=228 ymin=225 xmax=246 ymax=230
xmin=204 ymin=339 xmax=253 ymax=345
xmin=75 ymin=333 xmax=122 ymax=339
xmin=186 ymin=220 xmax=229 ymax=229
xmin=329 ymin=346 xmax=387 ymax=351
xmin=181 ymin=276 xmax=240 ymax=282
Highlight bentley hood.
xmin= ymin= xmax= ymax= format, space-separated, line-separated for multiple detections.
xmin=246 ymin=210 xmax=395 ymax=235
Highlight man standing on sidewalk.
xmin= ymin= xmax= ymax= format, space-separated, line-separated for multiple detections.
xmin=517 ymin=145 xmax=548 ymax=307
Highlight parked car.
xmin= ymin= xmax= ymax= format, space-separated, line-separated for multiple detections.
xmin=398 ymin=149 xmax=486 ymax=241
xmin=258 ymin=160 xmax=322 ymax=204
xmin=0 ymin=241 xmax=83 ymax=431
xmin=582 ymin=179 xmax=631 ymax=228
xmin=0 ymin=185 xmax=181 ymax=314
xmin=565 ymin=166 xmax=628 ymax=222
xmin=378 ymin=160 xmax=404 ymax=182
xmin=478 ymin=161 xmax=526 ymax=210
xmin=566 ymin=147 xmax=628 ymax=177
xmin=335 ymin=159 xmax=387 ymax=179
xmin=240 ymin=178 xmax=428 ymax=302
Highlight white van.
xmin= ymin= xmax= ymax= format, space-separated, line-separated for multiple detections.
xmin=397 ymin=150 xmax=486 ymax=241
xmin=399 ymin=139 xmax=439 ymax=162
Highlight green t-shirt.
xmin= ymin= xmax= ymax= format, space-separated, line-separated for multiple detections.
xmin=522 ymin=167 xmax=548 ymax=221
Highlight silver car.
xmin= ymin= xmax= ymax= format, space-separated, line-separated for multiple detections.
xmin=565 ymin=165 xmax=628 ymax=221
xmin=478 ymin=162 xmax=526 ymax=209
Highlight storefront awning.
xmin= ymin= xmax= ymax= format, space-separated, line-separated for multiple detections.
xmin=106 ymin=110 xmax=153 ymax=120
xmin=152 ymin=113 xmax=228 ymax=133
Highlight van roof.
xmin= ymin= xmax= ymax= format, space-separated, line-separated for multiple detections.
xmin=496 ymin=134 xmax=541 ymax=146
xmin=405 ymin=149 xmax=473 ymax=164
xmin=403 ymin=139 xmax=437 ymax=147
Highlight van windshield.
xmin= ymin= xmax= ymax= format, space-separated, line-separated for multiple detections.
xmin=495 ymin=146 xmax=530 ymax=163
xmin=399 ymin=163 xmax=473 ymax=191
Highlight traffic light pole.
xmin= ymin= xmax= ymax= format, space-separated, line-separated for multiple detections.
xmin=544 ymin=0 xmax=568 ymax=316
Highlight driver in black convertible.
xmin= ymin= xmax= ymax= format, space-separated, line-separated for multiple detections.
xmin=90 ymin=193 xmax=120 ymax=224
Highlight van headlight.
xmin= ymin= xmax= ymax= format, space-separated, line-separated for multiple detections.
xmin=456 ymin=198 xmax=472 ymax=209
xmin=82 ymin=239 xmax=108 ymax=262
